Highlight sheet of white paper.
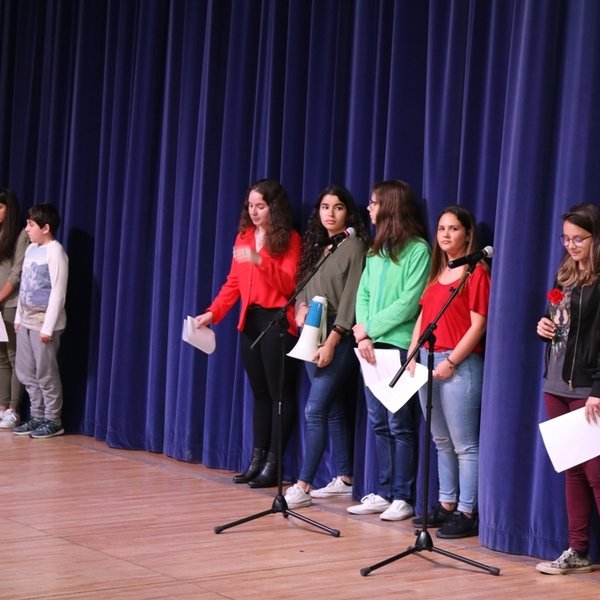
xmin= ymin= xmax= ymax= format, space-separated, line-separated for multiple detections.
xmin=354 ymin=349 xmax=429 ymax=413
xmin=182 ymin=316 xmax=216 ymax=354
xmin=539 ymin=407 xmax=600 ymax=472
xmin=0 ymin=312 xmax=8 ymax=342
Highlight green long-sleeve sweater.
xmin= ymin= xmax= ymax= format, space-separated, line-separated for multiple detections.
xmin=355 ymin=237 xmax=431 ymax=348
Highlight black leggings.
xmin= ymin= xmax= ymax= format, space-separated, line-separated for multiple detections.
xmin=241 ymin=307 xmax=298 ymax=454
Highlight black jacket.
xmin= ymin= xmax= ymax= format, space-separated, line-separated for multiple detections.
xmin=544 ymin=278 xmax=600 ymax=397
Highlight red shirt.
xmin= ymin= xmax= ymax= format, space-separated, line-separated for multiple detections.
xmin=208 ymin=227 xmax=301 ymax=335
xmin=419 ymin=263 xmax=491 ymax=353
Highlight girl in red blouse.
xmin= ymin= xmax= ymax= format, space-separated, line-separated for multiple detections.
xmin=195 ymin=180 xmax=301 ymax=488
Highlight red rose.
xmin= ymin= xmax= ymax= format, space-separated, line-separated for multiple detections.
xmin=546 ymin=288 xmax=564 ymax=305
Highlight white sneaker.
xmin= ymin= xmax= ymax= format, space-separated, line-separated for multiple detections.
xmin=309 ymin=476 xmax=353 ymax=498
xmin=284 ymin=484 xmax=312 ymax=509
xmin=0 ymin=409 xmax=18 ymax=430
xmin=380 ymin=499 xmax=414 ymax=521
xmin=347 ymin=493 xmax=391 ymax=515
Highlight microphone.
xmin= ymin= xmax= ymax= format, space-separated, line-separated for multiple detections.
xmin=447 ymin=246 xmax=494 ymax=269
xmin=314 ymin=227 xmax=356 ymax=248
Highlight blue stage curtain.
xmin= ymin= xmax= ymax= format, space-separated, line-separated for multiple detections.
xmin=1 ymin=0 xmax=599 ymax=560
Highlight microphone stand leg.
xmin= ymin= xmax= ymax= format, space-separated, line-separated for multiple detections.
xmin=359 ymin=530 xmax=432 ymax=576
xmin=360 ymin=528 xmax=499 ymax=576
xmin=285 ymin=507 xmax=341 ymax=537
xmin=214 ymin=493 xmax=340 ymax=536
xmin=213 ymin=508 xmax=274 ymax=534
xmin=430 ymin=544 xmax=500 ymax=575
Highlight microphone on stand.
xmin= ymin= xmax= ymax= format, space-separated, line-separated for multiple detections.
xmin=447 ymin=246 xmax=494 ymax=269
xmin=314 ymin=227 xmax=356 ymax=248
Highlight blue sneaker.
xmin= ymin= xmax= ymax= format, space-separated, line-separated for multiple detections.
xmin=12 ymin=417 xmax=45 ymax=436
xmin=30 ymin=420 xmax=64 ymax=439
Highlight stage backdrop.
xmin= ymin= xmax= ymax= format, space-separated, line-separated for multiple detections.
xmin=1 ymin=0 xmax=599 ymax=560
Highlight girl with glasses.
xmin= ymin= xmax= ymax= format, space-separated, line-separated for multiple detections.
xmin=347 ymin=180 xmax=430 ymax=521
xmin=535 ymin=203 xmax=600 ymax=575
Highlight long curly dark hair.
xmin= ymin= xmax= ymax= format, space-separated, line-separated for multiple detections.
xmin=369 ymin=180 xmax=427 ymax=263
xmin=0 ymin=189 xmax=23 ymax=262
xmin=238 ymin=179 xmax=293 ymax=256
xmin=297 ymin=184 xmax=370 ymax=282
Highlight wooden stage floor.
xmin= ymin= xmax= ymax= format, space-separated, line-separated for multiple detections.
xmin=1 ymin=433 xmax=598 ymax=599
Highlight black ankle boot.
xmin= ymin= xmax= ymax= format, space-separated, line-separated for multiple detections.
xmin=248 ymin=451 xmax=278 ymax=488
xmin=232 ymin=448 xmax=267 ymax=484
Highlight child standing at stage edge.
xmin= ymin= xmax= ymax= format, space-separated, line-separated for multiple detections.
xmin=12 ymin=203 xmax=68 ymax=439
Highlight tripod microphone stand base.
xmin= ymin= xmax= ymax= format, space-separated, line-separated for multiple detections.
xmin=214 ymin=494 xmax=341 ymax=536
xmin=360 ymin=528 xmax=500 ymax=576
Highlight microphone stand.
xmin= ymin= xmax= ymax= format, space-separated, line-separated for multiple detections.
xmin=214 ymin=240 xmax=346 ymax=537
xmin=360 ymin=259 xmax=500 ymax=576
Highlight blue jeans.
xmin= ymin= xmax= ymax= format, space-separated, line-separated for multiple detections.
xmin=365 ymin=348 xmax=418 ymax=503
xmin=299 ymin=334 xmax=356 ymax=484
xmin=419 ymin=350 xmax=482 ymax=514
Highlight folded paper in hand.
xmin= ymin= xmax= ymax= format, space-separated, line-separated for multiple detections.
xmin=354 ymin=348 xmax=428 ymax=413
xmin=182 ymin=316 xmax=216 ymax=354
xmin=0 ymin=312 xmax=8 ymax=343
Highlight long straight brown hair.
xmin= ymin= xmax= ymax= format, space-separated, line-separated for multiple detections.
xmin=426 ymin=205 xmax=485 ymax=289
xmin=369 ymin=180 xmax=427 ymax=263
xmin=0 ymin=188 xmax=22 ymax=262
xmin=556 ymin=202 xmax=600 ymax=287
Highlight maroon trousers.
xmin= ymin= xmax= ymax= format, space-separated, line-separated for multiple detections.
xmin=544 ymin=392 xmax=600 ymax=554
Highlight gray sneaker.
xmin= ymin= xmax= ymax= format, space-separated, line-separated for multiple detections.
xmin=30 ymin=420 xmax=64 ymax=439
xmin=536 ymin=548 xmax=592 ymax=575
xmin=12 ymin=417 xmax=45 ymax=436
xmin=284 ymin=484 xmax=312 ymax=509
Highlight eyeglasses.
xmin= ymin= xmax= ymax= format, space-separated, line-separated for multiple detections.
xmin=559 ymin=234 xmax=591 ymax=247
xmin=367 ymin=200 xmax=379 ymax=207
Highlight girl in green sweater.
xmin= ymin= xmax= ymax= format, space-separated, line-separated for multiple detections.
xmin=349 ymin=180 xmax=430 ymax=521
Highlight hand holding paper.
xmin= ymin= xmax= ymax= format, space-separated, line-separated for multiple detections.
xmin=539 ymin=407 xmax=600 ymax=472
xmin=0 ymin=312 xmax=8 ymax=343
xmin=354 ymin=348 xmax=428 ymax=413
xmin=182 ymin=315 xmax=216 ymax=354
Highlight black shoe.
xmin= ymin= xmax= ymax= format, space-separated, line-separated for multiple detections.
xmin=436 ymin=512 xmax=479 ymax=539
xmin=411 ymin=503 xmax=454 ymax=527
xmin=232 ymin=448 xmax=267 ymax=484
xmin=248 ymin=451 xmax=278 ymax=488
